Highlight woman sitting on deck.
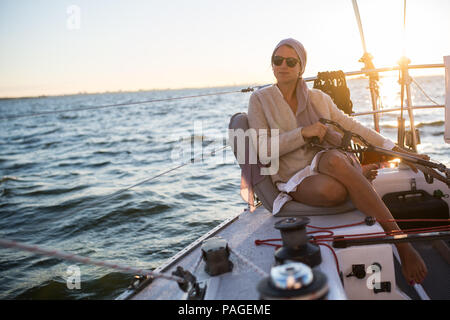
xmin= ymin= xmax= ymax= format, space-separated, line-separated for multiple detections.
xmin=247 ymin=38 xmax=428 ymax=285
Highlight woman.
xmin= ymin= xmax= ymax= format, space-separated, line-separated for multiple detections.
xmin=247 ymin=38 xmax=427 ymax=285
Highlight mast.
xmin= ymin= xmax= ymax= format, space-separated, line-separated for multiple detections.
xmin=398 ymin=0 xmax=418 ymax=152
xmin=351 ymin=0 xmax=381 ymax=133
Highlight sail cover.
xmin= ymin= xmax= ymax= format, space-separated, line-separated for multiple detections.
xmin=445 ymin=55 xmax=450 ymax=143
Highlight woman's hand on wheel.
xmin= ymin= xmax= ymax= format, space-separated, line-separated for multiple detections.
xmin=392 ymin=146 xmax=430 ymax=173
xmin=301 ymin=122 xmax=328 ymax=143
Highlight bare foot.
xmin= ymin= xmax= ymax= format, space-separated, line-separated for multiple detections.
xmin=362 ymin=163 xmax=379 ymax=182
xmin=397 ymin=243 xmax=428 ymax=285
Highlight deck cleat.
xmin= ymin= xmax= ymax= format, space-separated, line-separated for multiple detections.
xmin=201 ymin=237 xmax=233 ymax=276
xmin=257 ymin=262 xmax=329 ymax=300
xmin=273 ymin=217 xmax=322 ymax=267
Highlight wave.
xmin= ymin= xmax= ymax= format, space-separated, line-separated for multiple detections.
xmin=0 ymin=187 xmax=10 ymax=197
xmin=85 ymin=161 xmax=111 ymax=168
xmin=19 ymin=137 xmax=41 ymax=145
xmin=30 ymin=257 xmax=61 ymax=269
xmin=61 ymin=202 xmax=173 ymax=236
xmin=13 ymin=271 xmax=132 ymax=299
xmin=5 ymin=162 xmax=37 ymax=170
xmin=39 ymin=194 xmax=98 ymax=214
xmin=14 ymin=278 xmax=70 ymax=300
xmin=380 ymin=120 xmax=444 ymax=130
xmin=416 ymin=120 xmax=445 ymax=128
xmin=40 ymin=127 xmax=62 ymax=136
xmin=178 ymin=191 xmax=207 ymax=201
xmin=57 ymin=113 xmax=78 ymax=120
xmin=20 ymin=184 xmax=89 ymax=197
xmin=0 ymin=176 xmax=20 ymax=183
xmin=57 ymin=161 xmax=84 ymax=167
xmin=97 ymin=202 xmax=172 ymax=223
xmin=93 ymin=150 xmax=126 ymax=156
xmin=380 ymin=123 xmax=398 ymax=129
xmin=42 ymin=141 xmax=59 ymax=149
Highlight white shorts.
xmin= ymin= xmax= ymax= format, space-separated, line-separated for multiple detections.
xmin=272 ymin=149 xmax=362 ymax=215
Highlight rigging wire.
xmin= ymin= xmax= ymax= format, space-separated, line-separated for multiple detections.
xmin=0 ymin=238 xmax=185 ymax=284
xmin=411 ymin=77 xmax=442 ymax=106
xmin=0 ymin=87 xmax=256 ymax=121
xmin=63 ymin=144 xmax=230 ymax=213
xmin=402 ymin=0 xmax=407 ymax=57
xmin=2 ymin=85 xmax=247 ymax=210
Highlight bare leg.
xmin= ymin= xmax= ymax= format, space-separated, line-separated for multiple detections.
xmin=291 ymin=150 xmax=427 ymax=284
xmin=316 ymin=150 xmax=427 ymax=284
xmin=289 ymin=174 xmax=348 ymax=207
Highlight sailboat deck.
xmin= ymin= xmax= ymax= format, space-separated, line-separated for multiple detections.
xmin=130 ymin=206 xmax=400 ymax=300
xmin=118 ymin=167 xmax=450 ymax=301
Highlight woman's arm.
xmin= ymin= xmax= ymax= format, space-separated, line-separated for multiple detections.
xmin=321 ymin=92 xmax=430 ymax=170
xmin=323 ymin=93 xmax=395 ymax=149
xmin=247 ymin=93 xmax=307 ymax=163
xmin=391 ymin=145 xmax=430 ymax=173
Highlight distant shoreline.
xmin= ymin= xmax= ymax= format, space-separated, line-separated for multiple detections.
xmin=0 ymin=73 xmax=444 ymax=101
xmin=0 ymin=83 xmax=262 ymax=101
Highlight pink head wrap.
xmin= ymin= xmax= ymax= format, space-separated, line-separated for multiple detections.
xmin=272 ymin=38 xmax=321 ymax=127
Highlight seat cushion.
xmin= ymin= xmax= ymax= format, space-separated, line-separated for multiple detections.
xmin=229 ymin=112 xmax=355 ymax=216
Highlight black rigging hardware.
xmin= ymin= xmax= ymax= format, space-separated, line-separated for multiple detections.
xmin=172 ymin=266 xmax=206 ymax=300
xmin=308 ymin=118 xmax=450 ymax=187
xmin=313 ymin=71 xmax=353 ymax=115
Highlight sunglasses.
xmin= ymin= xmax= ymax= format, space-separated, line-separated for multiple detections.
xmin=272 ymin=55 xmax=300 ymax=68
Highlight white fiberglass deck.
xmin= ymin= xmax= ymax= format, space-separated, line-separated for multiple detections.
xmin=124 ymin=167 xmax=448 ymax=300
xmin=130 ymin=205 xmax=402 ymax=300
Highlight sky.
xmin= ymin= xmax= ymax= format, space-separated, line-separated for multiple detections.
xmin=0 ymin=0 xmax=449 ymax=98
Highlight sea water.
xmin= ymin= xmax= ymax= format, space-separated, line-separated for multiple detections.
xmin=0 ymin=74 xmax=448 ymax=299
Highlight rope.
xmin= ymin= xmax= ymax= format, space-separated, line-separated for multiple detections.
xmin=307 ymin=221 xmax=366 ymax=230
xmin=254 ymin=239 xmax=282 ymax=249
xmin=314 ymin=242 xmax=341 ymax=275
xmin=0 ymin=238 xmax=184 ymax=283
xmin=411 ymin=77 xmax=442 ymax=106
xmin=254 ymin=218 xmax=450 ymax=275
xmin=0 ymin=87 xmax=256 ymax=121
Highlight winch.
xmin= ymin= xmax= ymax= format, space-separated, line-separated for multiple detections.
xmin=257 ymin=262 xmax=329 ymax=300
xmin=273 ymin=217 xmax=322 ymax=267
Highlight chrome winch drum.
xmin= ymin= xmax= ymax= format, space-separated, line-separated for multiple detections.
xmin=257 ymin=262 xmax=329 ymax=300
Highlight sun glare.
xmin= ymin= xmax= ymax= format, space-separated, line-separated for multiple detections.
xmin=389 ymin=158 xmax=402 ymax=169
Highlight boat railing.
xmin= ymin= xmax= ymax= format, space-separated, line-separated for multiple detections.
xmin=303 ymin=63 xmax=446 ymax=152
xmin=303 ymin=63 xmax=444 ymax=82
xmin=352 ymin=105 xmax=444 ymax=117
